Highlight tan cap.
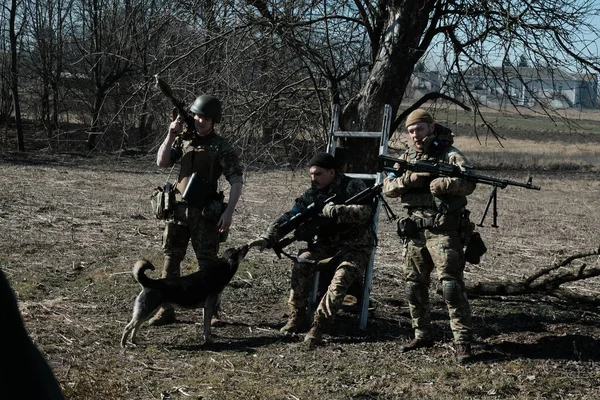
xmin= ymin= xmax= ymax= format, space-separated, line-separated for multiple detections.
xmin=405 ymin=109 xmax=434 ymax=128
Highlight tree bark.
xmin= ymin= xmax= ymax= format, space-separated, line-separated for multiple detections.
xmin=340 ymin=1 xmax=437 ymax=173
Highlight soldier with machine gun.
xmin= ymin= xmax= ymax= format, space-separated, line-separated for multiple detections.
xmin=380 ymin=109 xmax=541 ymax=363
xmin=382 ymin=109 xmax=478 ymax=363
xmin=250 ymin=152 xmax=374 ymax=346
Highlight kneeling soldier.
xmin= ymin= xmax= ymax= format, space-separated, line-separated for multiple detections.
xmin=252 ymin=153 xmax=373 ymax=345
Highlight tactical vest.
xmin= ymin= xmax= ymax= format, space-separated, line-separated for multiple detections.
xmin=400 ymin=145 xmax=467 ymax=214
xmin=332 ymin=174 xmax=353 ymax=204
xmin=319 ymin=173 xmax=372 ymax=244
xmin=175 ymin=135 xmax=222 ymax=202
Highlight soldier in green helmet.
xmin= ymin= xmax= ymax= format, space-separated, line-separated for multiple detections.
xmin=150 ymin=95 xmax=243 ymax=326
xmin=383 ymin=109 xmax=476 ymax=364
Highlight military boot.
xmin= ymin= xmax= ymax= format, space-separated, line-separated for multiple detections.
xmin=398 ymin=338 xmax=434 ymax=352
xmin=455 ymin=343 xmax=473 ymax=364
xmin=148 ymin=257 xmax=180 ymax=326
xmin=280 ymin=307 xmax=308 ymax=335
xmin=304 ymin=316 xmax=328 ymax=346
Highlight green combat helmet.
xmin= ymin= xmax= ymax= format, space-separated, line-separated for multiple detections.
xmin=190 ymin=95 xmax=222 ymax=123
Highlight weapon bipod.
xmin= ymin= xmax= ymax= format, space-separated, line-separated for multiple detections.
xmin=478 ymin=186 xmax=499 ymax=228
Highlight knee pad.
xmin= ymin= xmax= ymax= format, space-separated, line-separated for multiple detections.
xmin=442 ymin=279 xmax=462 ymax=303
xmin=405 ymin=281 xmax=427 ymax=305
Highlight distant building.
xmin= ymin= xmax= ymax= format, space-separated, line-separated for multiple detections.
xmin=445 ymin=66 xmax=598 ymax=109
xmin=409 ymin=71 xmax=442 ymax=98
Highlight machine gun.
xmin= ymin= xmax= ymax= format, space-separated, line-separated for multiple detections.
xmin=155 ymin=75 xmax=196 ymax=135
xmin=272 ymin=183 xmax=397 ymax=260
xmin=377 ymin=154 xmax=541 ymax=228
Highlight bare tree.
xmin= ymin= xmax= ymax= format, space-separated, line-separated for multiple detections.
xmin=67 ymin=0 xmax=148 ymax=149
xmin=464 ymin=248 xmax=600 ymax=305
xmin=7 ymin=0 xmax=25 ymax=151
xmin=0 ymin=5 xmax=13 ymax=124
xmin=22 ymin=0 xmax=71 ymax=143
xmin=4 ymin=0 xmax=599 ymax=159
xmin=245 ymin=0 xmax=600 ymax=170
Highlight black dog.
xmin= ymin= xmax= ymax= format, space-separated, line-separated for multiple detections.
xmin=121 ymin=245 xmax=248 ymax=347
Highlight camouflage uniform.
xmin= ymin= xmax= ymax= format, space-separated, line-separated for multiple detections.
xmin=270 ymin=172 xmax=373 ymax=332
xmin=164 ymin=132 xmax=243 ymax=270
xmin=383 ymin=124 xmax=475 ymax=344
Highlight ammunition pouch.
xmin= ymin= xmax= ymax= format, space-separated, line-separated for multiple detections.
xmin=182 ymin=172 xmax=217 ymax=208
xmin=397 ymin=217 xmax=419 ymax=238
xmin=151 ymin=183 xmax=176 ymax=220
xmin=397 ymin=212 xmax=463 ymax=239
xmin=465 ymin=232 xmax=487 ymax=264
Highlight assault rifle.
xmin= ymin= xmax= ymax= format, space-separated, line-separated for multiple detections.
xmin=271 ymin=194 xmax=335 ymax=260
xmin=272 ymin=183 xmax=397 ymax=260
xmin=155 ymin=75 xmax=196 ymax=135
xmin=377 ymin=154 xmax=541 ymax=228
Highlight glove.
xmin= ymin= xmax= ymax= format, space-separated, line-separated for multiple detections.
xmin=321 ymin=203 xmax=338 ymax=220
xmin=430 ymin=177 xmax=466 ymax=196
xmin=403 ymin=172 xmax=431 ymax=188
xmin=430 ymin=177 xmax=451 ymax=196
xmin=248 ymin=224 xmax=279 ymax=252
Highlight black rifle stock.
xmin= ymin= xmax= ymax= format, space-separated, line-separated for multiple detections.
xmin=155 ymin=75 xmax=196 ymax=134
xmin=377 ymin=154 xmax=541 ymax=227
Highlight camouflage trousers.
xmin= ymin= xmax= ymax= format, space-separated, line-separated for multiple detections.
xmin=288 ymin=243 xmax=370 ymax=322
xmin=162 ymin=201 xmax=223 ymax=271
xmin=402 ymin=229 xmax=472 ymax=343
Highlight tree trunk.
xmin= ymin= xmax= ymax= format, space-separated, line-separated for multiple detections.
xmin=9 ymin=0 xmax=24 ymax=152
xmin=340 ymin=1 xmax=437 ymax=173
xmin=87 ymin=90 xmax=105 ymax=150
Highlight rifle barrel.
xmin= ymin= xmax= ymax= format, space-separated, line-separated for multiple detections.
xmin=155 ymin=75 xmax=196 ymax=134
xmin=463 ymin=172 xmax=541 ymax=190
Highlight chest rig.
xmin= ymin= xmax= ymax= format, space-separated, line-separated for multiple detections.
xmin=316 ymin=174 xmax=369 ymax=243
xmin=176 ymin=136 xmax=222 ymax=204
xmin=401 ymin=141 xmax=467 ymax=215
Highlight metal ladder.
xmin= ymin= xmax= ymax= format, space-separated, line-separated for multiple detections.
xmin=308 ymin=103 xmax=392 ymax=330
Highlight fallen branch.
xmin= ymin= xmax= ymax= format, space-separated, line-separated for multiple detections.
xmin=465 ymin=247 xmax=600 ymax=305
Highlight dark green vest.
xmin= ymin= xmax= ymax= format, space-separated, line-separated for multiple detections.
xmin=400 ymin=146 xmax=467 ymax=214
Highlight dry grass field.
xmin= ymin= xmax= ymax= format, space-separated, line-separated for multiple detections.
xmin=1 ymin=112 xmax=599 ymax=399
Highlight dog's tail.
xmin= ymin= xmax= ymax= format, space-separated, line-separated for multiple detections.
xmin=132 ymin=259 xmax=159 ymax=288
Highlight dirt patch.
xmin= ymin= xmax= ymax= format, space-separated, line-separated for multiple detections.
xmin=1 ymin=151 xmax=599 ymax=399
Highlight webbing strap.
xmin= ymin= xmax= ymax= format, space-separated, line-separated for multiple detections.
xmin=413 ymin=216 xmax=436 ymax=229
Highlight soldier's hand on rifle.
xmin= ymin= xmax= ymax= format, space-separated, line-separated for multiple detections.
xmin=430 ymin=177 xmax=475 ymax=197
xmin=168 ymin=117 xmax=183 ymax=136
xmin=321 ymin=203 xmax=338 ymax=220
xmin=402 ymin=172 xmax=431 ymax=187
xmin=430 ymin=177 xmax=452 ymax=196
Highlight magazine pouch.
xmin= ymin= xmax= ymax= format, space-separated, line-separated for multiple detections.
xmin=151 ymin=183 xmax=176 ymax=220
